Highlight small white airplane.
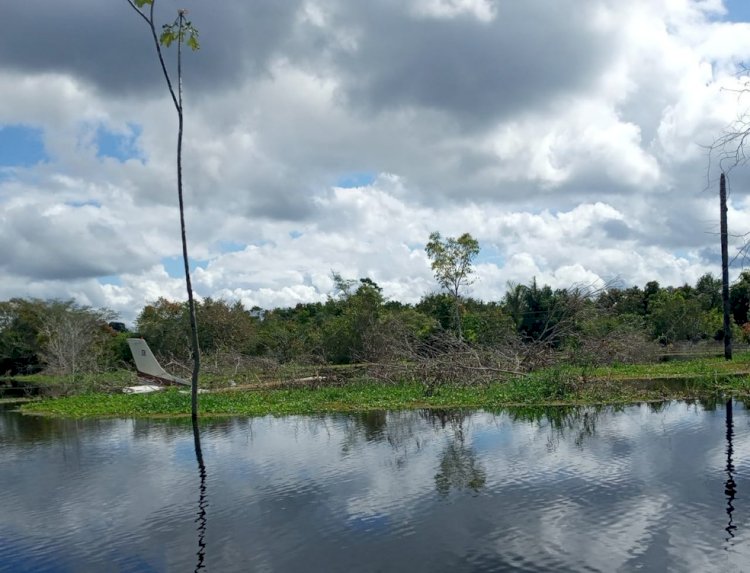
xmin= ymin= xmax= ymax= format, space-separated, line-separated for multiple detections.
xmin=124 ymin=338 xmax=190 ymax=394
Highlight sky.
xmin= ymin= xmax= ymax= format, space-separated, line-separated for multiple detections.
xmin=3 ymin=0 xmax=750 ymax=323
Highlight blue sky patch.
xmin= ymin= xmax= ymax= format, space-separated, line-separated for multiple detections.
xmin=97 ymin=275 xmax=123 ymax=287
xmin=217 ymin=240 xmax=245 ymax=254
xmin=289 ymin=230 xmax=303 ymax=239
xmin=65 ymin=199 xmax=102 ymax=208
xmin=474 ymin=245 xmax=504 ymax=267
xmin=163 ymin=256 xmax=208 ymax=278
xmin=0 ymin=124 xmax=47 ymax=167
xmin=335 ymin=172 xmax=377 ymax=188
xmin=219 ymin=241 xmax=245 ymax=254
xmin=723 ymin=0 xmax=750 ymax=22
xmin=96 ymin=123 xmax=142 ymax=162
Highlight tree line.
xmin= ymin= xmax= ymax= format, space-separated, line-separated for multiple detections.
xmin=3 ymin=270 xmax=750 ymax=377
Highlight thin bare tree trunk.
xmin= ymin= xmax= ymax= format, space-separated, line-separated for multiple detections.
xmin=721 ymin=172 xmax=732 ymax=360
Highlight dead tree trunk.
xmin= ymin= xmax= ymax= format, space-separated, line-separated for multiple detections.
xmin=721 ymin=172 xmax=732 ymax=360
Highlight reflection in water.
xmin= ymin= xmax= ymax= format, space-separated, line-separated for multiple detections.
xmin=3 ymin=402 xmax=750 ymax=572
xmin=192 ymin=419 xmax=208 ymax=572
xmin=506 ymin=406 xmax=601 ymax=451
xmin=434 ymin=441 xmax=487 ymax=495
xmin=426 ymin=410 xmax=487 ymax=495
xmin=725 ymin=399 xmax=737 ymax=543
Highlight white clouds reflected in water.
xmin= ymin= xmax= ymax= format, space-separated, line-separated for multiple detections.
xmin=1 ymin=403 xmax=746 ymax=571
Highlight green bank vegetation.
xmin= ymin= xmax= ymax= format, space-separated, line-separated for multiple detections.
xmin=17 ymin=353 xmax=750 ymax=418
xmin=7 ymin=230 xmax=750 ymax=417
xmin=5 ymin=271 xmax=750 ymax=379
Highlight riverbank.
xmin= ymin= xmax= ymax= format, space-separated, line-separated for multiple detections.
xmin=17 ymin=353 xmax=750 ymax=418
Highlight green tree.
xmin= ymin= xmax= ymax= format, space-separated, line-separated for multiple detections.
xmin=323 ymin=277 xmax=385 ymax=363
xmin=39 ymin=301 xmax=116 ymax=377
xmin=197 ymin=298 xmax=258 ymax=357
xmin=135 ymin=298 xmax=190 ymax=359
xmin=695 ymin=273 xmax=723 ymax=312
xmin=461 ymin=299 xmax=514 ymax=345
xmin=425 ymin=232 xmax=480 ymax=340
xmin=730 ymin=271 xmax=750 ymax=327
xmin=504 ymin=279 xmax=558 ymax=342
xmin=0 ymin=298 xmax=47 ymax=374
xmin=643 ymin=280 xmax=661 ymax=314
xmin=0 ymin=298 xmax=118 ymax=376
xmin=415 ymin=293 xmax=454 ymax=331
xmin=127 ymin=0 xmax=202 ymax=419
xmin=136 ymin=297 xmax=259 ymax=362
xmin=648 ymin=290 xmax=704 ymax=344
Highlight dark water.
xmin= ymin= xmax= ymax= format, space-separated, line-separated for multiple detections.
xmin=1 ymin=401 xmax=749 ymax=572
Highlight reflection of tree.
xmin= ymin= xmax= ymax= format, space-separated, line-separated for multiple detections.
xmin=427 ymin=410 xmax=487 ymax=495
xmin=340 ymin=411 xmax=424 ymax=461
xmin=725 ymin=399 xmax=737 ymax=544
xmin=507 ymin=406 xmax=600 ymax=450
xmin=192 ymin=418 xmax=208 ymax=572
xmin=353 ymin=411 xmax=388 ymax=442
xmin=435 ymin=441 xmax=487 ymax=495
xmin=0 ymin=407 xmax=85 ymax=445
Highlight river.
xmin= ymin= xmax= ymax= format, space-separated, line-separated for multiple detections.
xmin=0 ymin=400 xmax=747 ymax=572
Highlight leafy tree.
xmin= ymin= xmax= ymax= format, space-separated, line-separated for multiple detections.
xmin=197 ymin=298 xmax=258 ymax=356
xmin=730 ymin=271 xmax=750 ymax=327
xmin=461 ymin=299 xmax=514 ymax=345
xmin=502 ymin=282 xmax=527 ymax=330
xmin=258 ymin=311 xmax=320 ymax=363
xmin=643 ymin=281 xmax=661 ymax=313
xmin=0 ymin=299 xmax=118 ymax=376
xmin=0 ymin=299 xmax=47 ymax=374
xmin=425 ymin=232 xmax=480 ymax=340
xmin=323 ymin=278 xmax=385 ymax=363
xmin=136 ymin=298 xmax=190 ymax=359
xmin=695 ymin=273 xmax=723 ymax=312
xmin=502 ymin=280 xmax=597 ymax=350
xmin=127 ymin=0 xmax=202 ymax=418
xmin=616 ymin=286 xmax=649 ymax=316
xmin=39 ymin=301 xmax=116 ymax=377
xmin=415 ymin=293 xmax=454 ymax=331
xmin=137 ymin=297 xmax=259 ymax=362
xmin=504 ymin=279 xmax=561 ymax=342
xmin=648 ymin=290 xmax=705 ymax=344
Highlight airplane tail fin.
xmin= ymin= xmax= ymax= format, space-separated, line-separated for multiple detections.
xmin=126 ymin=338 xmax=189 ymax=386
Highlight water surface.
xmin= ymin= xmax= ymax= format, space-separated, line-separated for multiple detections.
xmin=1 ymin=401 xmax=748 ymax=572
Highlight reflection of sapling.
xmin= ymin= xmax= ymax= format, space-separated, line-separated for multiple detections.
xmin=126 ymin=0 xmax=202 ymax=419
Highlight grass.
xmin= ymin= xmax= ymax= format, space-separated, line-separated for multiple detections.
xmin=7 ymin=370 xmax=136 ymax=392
xmin=17 ymin=353 xmax=750 ymax=419
xmin=586 ymin=351 xmax=750 ymax=380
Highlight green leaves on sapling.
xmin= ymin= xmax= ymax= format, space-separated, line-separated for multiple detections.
xmin=160 ymin=18 xmax=200 ymax=51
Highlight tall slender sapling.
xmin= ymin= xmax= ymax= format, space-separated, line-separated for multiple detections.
xmin=126 ymin=0 xmax=202 ymax=419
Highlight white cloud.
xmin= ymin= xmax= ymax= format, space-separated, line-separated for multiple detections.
xmin=411 ymin=0 xmax=497 ymax=22
xmin=2 ymin=1 xmax=750 ymax=322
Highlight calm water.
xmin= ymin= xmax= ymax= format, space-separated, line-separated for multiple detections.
xmin=1 ymin=400 xmax=749 ymax=572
